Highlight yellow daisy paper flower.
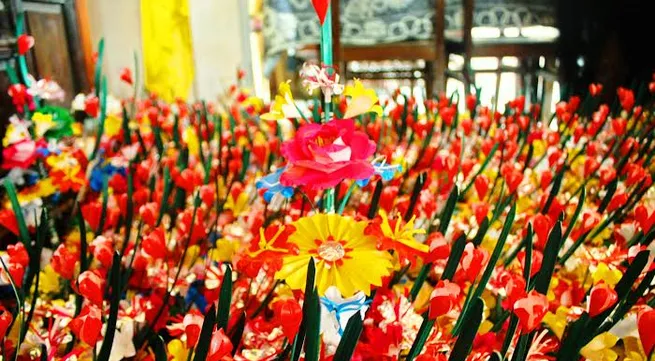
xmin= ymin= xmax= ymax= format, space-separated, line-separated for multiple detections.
xmin=276 ymin=214 xmax=393 ymax=297
xmin=343 ymin=79 xmax=384 ymax=119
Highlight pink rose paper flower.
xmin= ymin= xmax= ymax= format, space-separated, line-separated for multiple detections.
xmin=280 ymin=119 xmax=376 ymax=189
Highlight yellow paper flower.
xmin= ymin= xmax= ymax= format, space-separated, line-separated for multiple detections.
xmin=37 ymin=265 xmax=61 ymax=295
xmin=32 ymin=112 xmax=56 ymax=138
xmin=592 ymin=263 xmax=622 ymax=286
xmin=377 ymin=209 xmax=428 ymax=264
xmin=209 ymin=239 xmax=239 ymax=262
xmin=224 ymin=191 xmax=250 ymax=216
xmin=167 ymin=339 xmax=189 ymax=361
xmin=261 ymin=81 xmax=300 ymax=121
xmin=580 ymin=332 xmax=619 ymax=361
xmin=104 ymin=114 xmax=122 ymax=137
xmin=276 ymin=214 xmax=393 ymax=297
xmin=183 ymin=127 xmax=200 ymax=156
xmin=543 ymin=306 xmax=570 ymax=339
xmin=343 ymin=80 xmax=383 ymax=119
xmin=623 ymin=336 xmax=646 ymax=361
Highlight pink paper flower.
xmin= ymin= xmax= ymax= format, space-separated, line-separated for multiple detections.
xmin=2 ymin=139 xmax=39 ymax=169
xmin=280 ymin=119 xmax=376 ymax=190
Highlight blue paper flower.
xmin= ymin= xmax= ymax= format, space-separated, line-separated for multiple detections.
xmin=356 ymin=161 xmax=403 ymax=187
xmin=256 ymin=167 xmax=294 ymax=202
xmin=90 ymin=161 xmax=127 ymax=192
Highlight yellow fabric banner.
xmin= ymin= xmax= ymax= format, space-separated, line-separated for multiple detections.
xmin=140 ymin=0 xmax=194 ymax=102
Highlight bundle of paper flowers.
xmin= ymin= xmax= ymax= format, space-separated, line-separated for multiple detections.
xmin=1 ymin=35 xmax=655 ymax=361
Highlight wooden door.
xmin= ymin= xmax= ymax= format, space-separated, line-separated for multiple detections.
xmin=21 ymin=0 xmax=88 ymax=105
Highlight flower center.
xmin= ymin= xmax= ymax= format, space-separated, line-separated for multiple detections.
xmin=317 ymin=241 xmax=346 ymax=262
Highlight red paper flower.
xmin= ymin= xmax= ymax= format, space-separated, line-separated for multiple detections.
xmin=69 ymin=304 xmax=103 ymax=345
xmin=429 ymin=280 xmax=461 ymax=319
xmin=17 ymin=34 xmax=35 ymax=55
xmin=142 ymin=227 xmax=168 ymax=259
xmin=6 ymin=243 xmax=29 ymax=268
xmin=272 ymin=298 xmax=302 ymax=339
xmin=208 ymin=328 xmax=233 ymax=361
xmin=183 ymin=310 xmax=204 ymax=348
xmin=2 ymin=139 xmax=39 ymax=169
xmin=7 ymin=84 xmax=35 ymax=113
xmin=237 ymin=224 xmax=296 ymax=278
xmin=0 ymin=209 xmax=19 ymax=236
xmin=90 ymin=236 xmax=114 ymax=268
xmin=280 ymin=119 xmax=376 ymax=190
xmin=77 ymin=270 xmax=106 ymax=306
xmin=0 ymin=307 xmax=13 ymax=341
xmin=638 ymin=308 xmax=655 ymax=356
xmin=587 ymin=282 xmax=618 ymax=317
xmin=51 ymin=244 xmax=79 ymax=280
xmin=513 ymin=290 xmax=548 ymax=333
xmin=458 ymin=243 xmax=489 ymax=282
xmin=120 ymin=67 xmax=133 ymax=85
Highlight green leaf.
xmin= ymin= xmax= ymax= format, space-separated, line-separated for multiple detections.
xmin=472 ymin=216 xmax=490 ymax=246
xmin=94 ymin=38 xmax=105 ymax=97
xmin=291 ymin=259 xmax=316 ymax=361
xmin=333 ymin=314 xmax=363 ymax=361
xmin=442 ymin=233 xmax=467 ymax=281
xmin=597 ymin=178 xmax=618 ymax=214
xmin=449 ymin=298 xmax=484 ymax=361
xmin=96 ymin=174 xmax=109 ymax=236
xmin=489 ymin=351 xmax=503 ymax=361
xmin=523 ymin=224 xmax=533 ymax=286
xmin=3 ymin=178 xmax=31 ymax=252
xmin=229 ymin=312 xmax=246 ymax=356
xmin=304 ymin=288 xmax=321 ymax=361
xmin=406 ymin=314 xmax=435 ymax=361
xmin=562 ymin=188 xmax=585 ymax=244
xmin=404 ymin=173 xmax=426 ymax=222
xmin=500 ymin=314 xmax=518 ymax=357
xmin=150 ymin=335 xmax=168 ymax=361
xmin=216 ymin=265 xmax=232 ymax=331
xmin=97 ymin=252 xmax=122 ymax=361
xmin=533 ymin=221 xmax=562 ymax=294
xmin=367 ymin=180 xmax=383 ymax=219
xmin=91 ymin=76 xmax=108 ymax=161
xmin=192 ymin=304 xmax=217 ymax=361
xmin=541 ymin=165 xmax=565 ymax=214
xmin=439 ymin=186 xmax=459 ymax=234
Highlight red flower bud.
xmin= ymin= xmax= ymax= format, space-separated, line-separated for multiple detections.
xmin=429 ymin=280 xmax=461 ymax=319
xmin=587 ymin=282 xmax=617 ymax=317
xmin=77 ymin=270 xmax=106 ymax=306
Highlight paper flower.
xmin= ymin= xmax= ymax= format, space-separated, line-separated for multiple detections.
xmin=368 ymin=208 xmax=428 ymax=266
xmin=238 ymin=224 xmax=296 ymax=278
xmin=261 ymin=81 xmax=301 ymax=121
xmin=320 ymin=286 xmax=369 ymax=354
xmin=280 ymin=119 xmax=376 ymax=190
xmin=343 ymin=80 xmax=383 ymax=119
xmin=299 ymin=63 xmax=344 ymax=101
xmin=514 ymin=290 xmax=549 ymax=333
xmin=2 ymin=139 xmax=39 ymax=170
xmin=27 ymin=75 xmax=65 ymax=101
xmin=356 ymin=159 xmax=402 ymax=187
xmin=276 ymin=213 xmax=393 ymax=296
xmin=429 ymin=280 xmax=461 ymax=319
xmin=256 ymin=167 xmax=294 ymax=203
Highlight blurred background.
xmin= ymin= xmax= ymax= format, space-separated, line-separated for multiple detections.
xmin=2 ymin=0 xmax=655 ymax=114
